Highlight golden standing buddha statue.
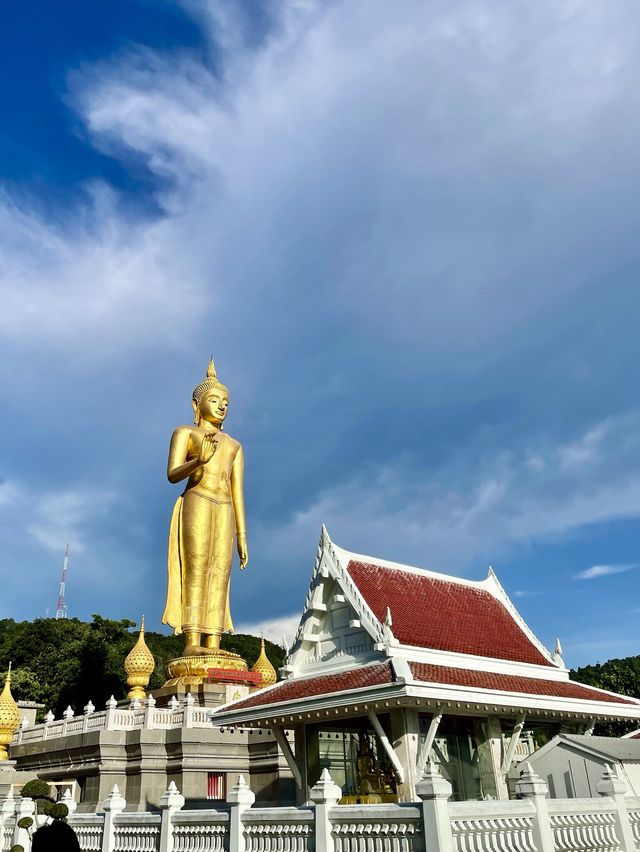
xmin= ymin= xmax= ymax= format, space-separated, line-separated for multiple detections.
xmin=162 ymin=358 xmax=248 ymax=659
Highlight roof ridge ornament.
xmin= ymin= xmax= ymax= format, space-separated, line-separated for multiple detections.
xmin=553 ymin=638 xmax=564 ymax=667
xmin=382 ymin=606 xmax=396 ymax=649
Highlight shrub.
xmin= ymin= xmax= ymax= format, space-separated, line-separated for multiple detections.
xmin=48 ymin=803 xmax=69 ymax=820
xmin=20 ymin=780 xmax=50 ymax=799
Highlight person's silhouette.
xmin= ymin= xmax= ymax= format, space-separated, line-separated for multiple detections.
xmin=31 ymin=820 xmax=80 ymax=851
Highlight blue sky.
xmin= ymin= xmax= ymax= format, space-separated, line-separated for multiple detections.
xmin=1 ymin=0 xmax=640 ymax=668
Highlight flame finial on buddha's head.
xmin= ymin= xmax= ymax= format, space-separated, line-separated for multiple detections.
xmin=192 ymin=356 xmax=229 ymax=404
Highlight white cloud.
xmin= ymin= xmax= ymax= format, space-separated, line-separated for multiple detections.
xmin=0 ymin=480 xmax=121 ymax=555
xmin=249 ymin=412 xmax=640 ymax=576
xmin=0 ymin=186 xmax=205 ymax=356
xmin=574 ymin=563 xmax=638 ymax=580
xmin=235 ymin=613 xmax=301 ymax=648
xmin=2 ymin=0 xmax=640 ymax=364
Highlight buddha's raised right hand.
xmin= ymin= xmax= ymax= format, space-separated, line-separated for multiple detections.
xmin=198 ymin=433 xmax=218 ymax=465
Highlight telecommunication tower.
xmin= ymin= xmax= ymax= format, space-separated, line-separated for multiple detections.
xmin=55 ymin=544 xmax=70 ymax=620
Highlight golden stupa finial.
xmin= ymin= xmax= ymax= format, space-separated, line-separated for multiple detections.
xmin=0 ymin=662 xmax=20 ymax=761
xmin=124 ymin=617 xmax=155 ymax=701
xmin=251 ymin=637 xmax=277 ymax=687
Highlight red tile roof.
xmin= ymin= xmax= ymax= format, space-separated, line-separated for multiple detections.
xmin=409 ymin=662 xmax=639 ymax=705
xmin=223 ymin=662 xmax=394 ymax=711
xmin=347 ymin=560 xmax=553 ymax=667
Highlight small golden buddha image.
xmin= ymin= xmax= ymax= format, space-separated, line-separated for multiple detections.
xmin=162 ymin=357 xmax=248 ymax=657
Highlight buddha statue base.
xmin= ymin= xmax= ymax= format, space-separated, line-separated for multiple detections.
xmin=164 ymin=648 xmax=248 ymax=687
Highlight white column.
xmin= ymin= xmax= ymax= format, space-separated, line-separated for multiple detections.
xmin=158 ymin=781 xmax=185 ymax=852
xmin=416 ymin=761 xmax=454 ymax=852
xmin=515 ymin=762 xmax=554 ymax=852
xmin=101 ymin=784 xmax=126 ymax=852
xmin=309 ymin=769 xmax=342 ymax=852
xmin=228 ymin=775 xmax=255 ymax=852
xmin=596 ymin=764 xmax=636 ymax=852
xmin=475 ymin=716 xmax=508 ymax=799
xmin=389 ymin=708 xmax=420 ymax=801
xmin=13 ymin=796 xmax=35 ymax=851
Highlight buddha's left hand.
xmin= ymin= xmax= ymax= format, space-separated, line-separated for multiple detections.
xmin=238 ymin=533 xmax=249 ymax=569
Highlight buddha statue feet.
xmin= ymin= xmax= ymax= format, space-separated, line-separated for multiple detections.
xmin=183 ymin=644 xmax=211 ymax=657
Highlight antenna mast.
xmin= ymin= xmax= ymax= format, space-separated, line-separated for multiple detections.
xmin=55 ymin=544 xmax=70 ymax=620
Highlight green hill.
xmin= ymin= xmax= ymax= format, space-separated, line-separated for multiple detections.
xmin=571 ymin=655 xmax=640 ymax=736
xmin=0 ymin=615 xmax=284 ymax=719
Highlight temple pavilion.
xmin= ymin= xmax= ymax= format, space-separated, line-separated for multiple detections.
xmin=212 ymin=527 xmax=640 ymax=803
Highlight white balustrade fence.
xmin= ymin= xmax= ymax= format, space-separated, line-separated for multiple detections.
xmin=12 ymin=694 xmax=219 ymax=745
xmin=1 ymin=763 xmax=639 ymax=852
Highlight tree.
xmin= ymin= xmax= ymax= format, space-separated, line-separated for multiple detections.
xmin=571 ymin=655 xmax=640 ymax=736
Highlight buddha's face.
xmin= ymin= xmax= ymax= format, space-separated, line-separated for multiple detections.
xmin=197 ymin=388 xmax=229 ymax=426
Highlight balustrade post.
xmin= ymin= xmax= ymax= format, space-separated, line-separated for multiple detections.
xmin=144 ymin=694 xmax=157 ymax=729
xmin=515 ymin=762 xmax=554 ymax=852
xmin=61 ymin=787 xmax=78 ymax=817
xmin=158 ymin=781 xmax=185 ymax=852
xmin=596 ymin=764 xmax=636 ymax=852
xmin=228 ymin=775 xmax=255 ymax=852
xmin=101 ymin=784 xmax=126 ymax=852
xmin=310 ymin=769 xmax=342 ymax=852
xmin=105 ymin=696 xmax=118 ymax=731
xmin=62 ymin=705 xmax=74 ymax=736
xmin=43 ymin=710 xmax=54 ymax=740
xmin=17 ymin=717 xmax=28 ymax=744
xmin=13 ymin=795 xmax=35 ymax=851
xmin=182 ymin=692 xmax=195 ymax=728
xmin=82 ymin=700 xmax=95 ymax=733
xmin=0 ymin=790 xmax=15 ymax=839
xmin=416 ymin=761 xmax=454 ymax=852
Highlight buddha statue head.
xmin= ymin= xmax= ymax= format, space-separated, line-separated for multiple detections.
xmin=192 ymin=357 xmax=229 ymax=428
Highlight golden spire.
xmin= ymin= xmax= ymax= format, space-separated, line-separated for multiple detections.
xmin=251 ymin=638 xmax=277 ymax=687
xmin=124 ymin=617 xmax=156 ymax=700
xmin=0 ymin=663 xmax=20 ymax=760
xmin=207 ymin=355 xmax=217 ymax=378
